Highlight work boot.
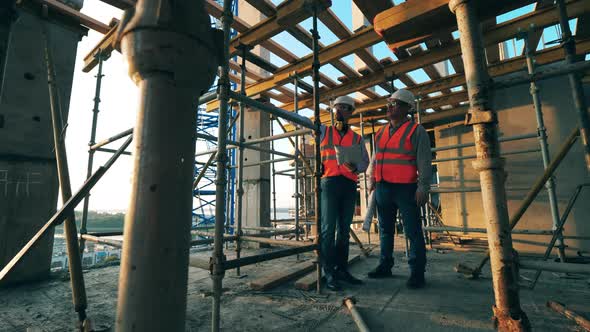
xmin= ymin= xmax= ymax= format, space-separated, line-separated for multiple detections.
xmin=406 ymin=272 xmax=425 ymax=289
xmin=367 ymin=265 xmax=392 ymax=279
xmin=335 ymin=269 xmax=363 ymax=285
xmin=324 ymin=274 xmax=343 ymax=291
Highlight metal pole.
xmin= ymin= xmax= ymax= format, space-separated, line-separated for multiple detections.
xmin=79 ymin=51 xmax=105 ymax=255
xmin=235 ymin=45 xmax=248 ymax=276
xmin=360 ymin=113 xmax=371 ymax=245
xmin=302 ymin=132 xmax=310 ymax=240
xmin=43 ymin=24 xmax=88 ymax=326
xmin=115 ymin=0 xmax=217 ymax=330
xmin=524 ymin=32 xmax=566 ymax=262
xmin=271 ymin=118 xmax=278 ymax=236
xmin=449 ymin=1 xmax=530 ymax=330
xmin=343 ymin=297 xmax=371 ymax=332
xmin=431 ymin=133 xmax=538 ymax=152
xmin=311 ymin=5 xmax=322 ymax=294
xmin=90 ymin=128 xmax=134 ymax=150
xmin=241 ymin=128 xmax=312 ymax=146
xmin=329 ymin=98 xmax=335 ymax=126
xmin=555 ymin=0 xmax=590 ymax=172
xmin=294 ymin=76 xmax=300 ymax=242
xmin=211 ymin=1 xmax=233 ymax=331
xmin=547 ymin=301 xmax=590 ymax=331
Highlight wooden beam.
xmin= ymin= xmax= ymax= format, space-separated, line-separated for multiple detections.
xmin=352 ymin=0 xmax=393 ymax=23
xmin=27 ymin=0 xmax=110 ymax=34
xmin=229 ymin=0 xmax=330 ymax=55
xmin=374 ymin=0 xmax=537 ymax=51
xmin=285 ymin=38 xmax=590 ymax=131
xmin=250 ymin=260 xmax=315 ymax=291
xmin=82 ymin=22 xmax=119 ymax=72
xmin=278 ymin=0 xmax=590 ymax=112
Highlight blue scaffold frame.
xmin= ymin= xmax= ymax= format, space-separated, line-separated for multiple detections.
xmin=193 ymin=0 xmax=238 ymax=231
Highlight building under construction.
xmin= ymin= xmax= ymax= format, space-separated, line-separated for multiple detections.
xmin=1 ymin=0 xmax=590 ymax=331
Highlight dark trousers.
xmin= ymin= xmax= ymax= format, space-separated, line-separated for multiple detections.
xmin=320 ymin=176 xmax=357 ymax=276
xmin=375 ymin=182 xmax=426 ymax=273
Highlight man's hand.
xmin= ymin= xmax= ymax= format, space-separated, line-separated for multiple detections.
xmin=415 ymin=190 xmax=428 ymax=206
xmin=342 ymin=162 xmax=357 ymax=173
xmin=367 ymin=178 xmax=375 ymax=193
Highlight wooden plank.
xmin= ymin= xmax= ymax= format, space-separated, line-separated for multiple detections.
xmin=294 ymin=254 xmax=361 ymax=291
xmin=250 ymin=260 xmax=315 ymax=291
xmin=277 ymin=0 xmax=590 ymax=113
xmin=284 ymin=37 xmax=590 ymax=130
xmin=30 ymin=0 xmax=110 ymax=34
xmin=352 ymin=0 xmax=393 ymax=23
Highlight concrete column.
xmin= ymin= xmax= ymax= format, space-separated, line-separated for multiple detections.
xmin=0 ymin=8 xmax=83 ymax=286
xmin=237 ymin=0 xmax=271 ymax=240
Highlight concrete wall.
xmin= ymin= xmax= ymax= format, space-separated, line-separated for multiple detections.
xmin=434 ymin=69 xmax=590 ymax=255
xmin=0 ymin=10 xmax=83 ymax=284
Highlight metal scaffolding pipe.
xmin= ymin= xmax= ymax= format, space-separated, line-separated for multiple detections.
xmin=115 ymin=0 xmax=219 ymax=330
xmin=424 ymin=226 xmax=554 ymax=235
xmin=524 ymin=32 xmax=566 ymax=262
xmin=96 ymin=147 xmax=132 ymax=155
xmin=228 ymin=90 xmax=314 ymax=130
xmin=80 ymin=52 xmax=106 ymax=255
xmin=198 ymin=91 xmax=218 ymax=105
xmin=80 ymin=234 xmax=123 ymax=248
xmin=240 ymin=236 xmax=311 ymax=247
xmin=431 ymin=133 xmax=538 ymax=152
xmin=520 ymin=260 xmax=590 ymax=274
xmin=449 ymin=1 xmax=530 ymax=329
xmin=311 ymin=5 xmax=322 ymax=294
xmin=242 ymin=128 xmax=312 ymax=146
xmin=555 ymin=0 xmax=590 ymax=171
xmin=43 ymin=25 xmax=88 ymax=326
xmin=0 ymin=137 xmax=132 ymax=282
xmin=223 ymin=244 xmax=317 ymax=270
xmin=343 ymin=297 xmax=370 ymax=332
xmin=211 ymin=1 xmax=232 ymax=330
xmin=90 ymin=128 xmax=133 ymax=151
xmin=432 ymin=147 xmax=541 ymax=163
xmin=195 ymin=132 xmax=297 ymax=159
xmin=228 ymin=157 xmax=292 ymax=169
xmin=294 ymin=76 xmax=301 ymax=242
xmin=493 ymin=60 xmax=590 ymax=90
xmin=546 ymin=301 xmax=590 ymax=332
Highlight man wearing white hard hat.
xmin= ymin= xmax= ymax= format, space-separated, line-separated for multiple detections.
xmin=366 ymin=89 xmax=432 ymax=289
xmin=318 ymin=95 xmax=370 ymax=291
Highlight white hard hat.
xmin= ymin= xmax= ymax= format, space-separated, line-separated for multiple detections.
xmin=388 ymin=89 xmax=415 ymax=109
xmin=333 ymin=95 xmax=355 ymax=109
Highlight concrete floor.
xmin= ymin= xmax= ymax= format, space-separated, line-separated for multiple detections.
xmin=1 ymin=236 xmax=589 ymax=331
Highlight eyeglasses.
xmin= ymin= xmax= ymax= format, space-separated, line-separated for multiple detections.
xmin=387 ymin=100 xmax=408 ymax=109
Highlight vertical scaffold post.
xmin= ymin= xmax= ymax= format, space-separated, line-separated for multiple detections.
xmin=311 ymin=4 xmax=322 ymax=294
xmin=235 ymin=45 xmax=248 ymax=276
xmin=449 ymin=0 xmax=530 ymax=330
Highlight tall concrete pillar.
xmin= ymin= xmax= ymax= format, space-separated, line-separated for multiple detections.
xmin=237 ymin=1 xmax=271 ymax=239
xmin=0 ymin=3 xmax=84 ymax=285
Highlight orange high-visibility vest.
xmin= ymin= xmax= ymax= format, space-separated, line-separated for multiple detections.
xmin=374 ymin=121 xmax=418 ymax=184
xmin=320 ymin=126 xmax=361 ymax=182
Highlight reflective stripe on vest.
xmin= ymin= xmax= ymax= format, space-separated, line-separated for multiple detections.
xmin=320 ymin=126 xmax=361 ymax=182
xmin=375 ymin=121 xmax=418 ymax=183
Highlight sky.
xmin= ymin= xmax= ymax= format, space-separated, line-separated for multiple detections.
xmin=65 ymin=0 xmax=581 ymax=213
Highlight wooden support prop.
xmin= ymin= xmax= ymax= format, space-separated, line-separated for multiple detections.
xmin=250 ymin=260 xmax=315 ymax=291
xmin=294 ymin=254 xmax=361 ymax=290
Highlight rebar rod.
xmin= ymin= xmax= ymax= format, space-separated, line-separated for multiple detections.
xmin=80 ymin=51 xmax=106 ymax=256
xmin=555 ymin=0 xmax=590 ymax=171
xmin=43 ymin=24 xmax=88 ymax=325
xmin=449 ymin=1 xmax=530 ymax=329
xmin=524 ymin=32 xmax=566 ymax=262
xmin=311 ymin=5 xmax=322 ymax=294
